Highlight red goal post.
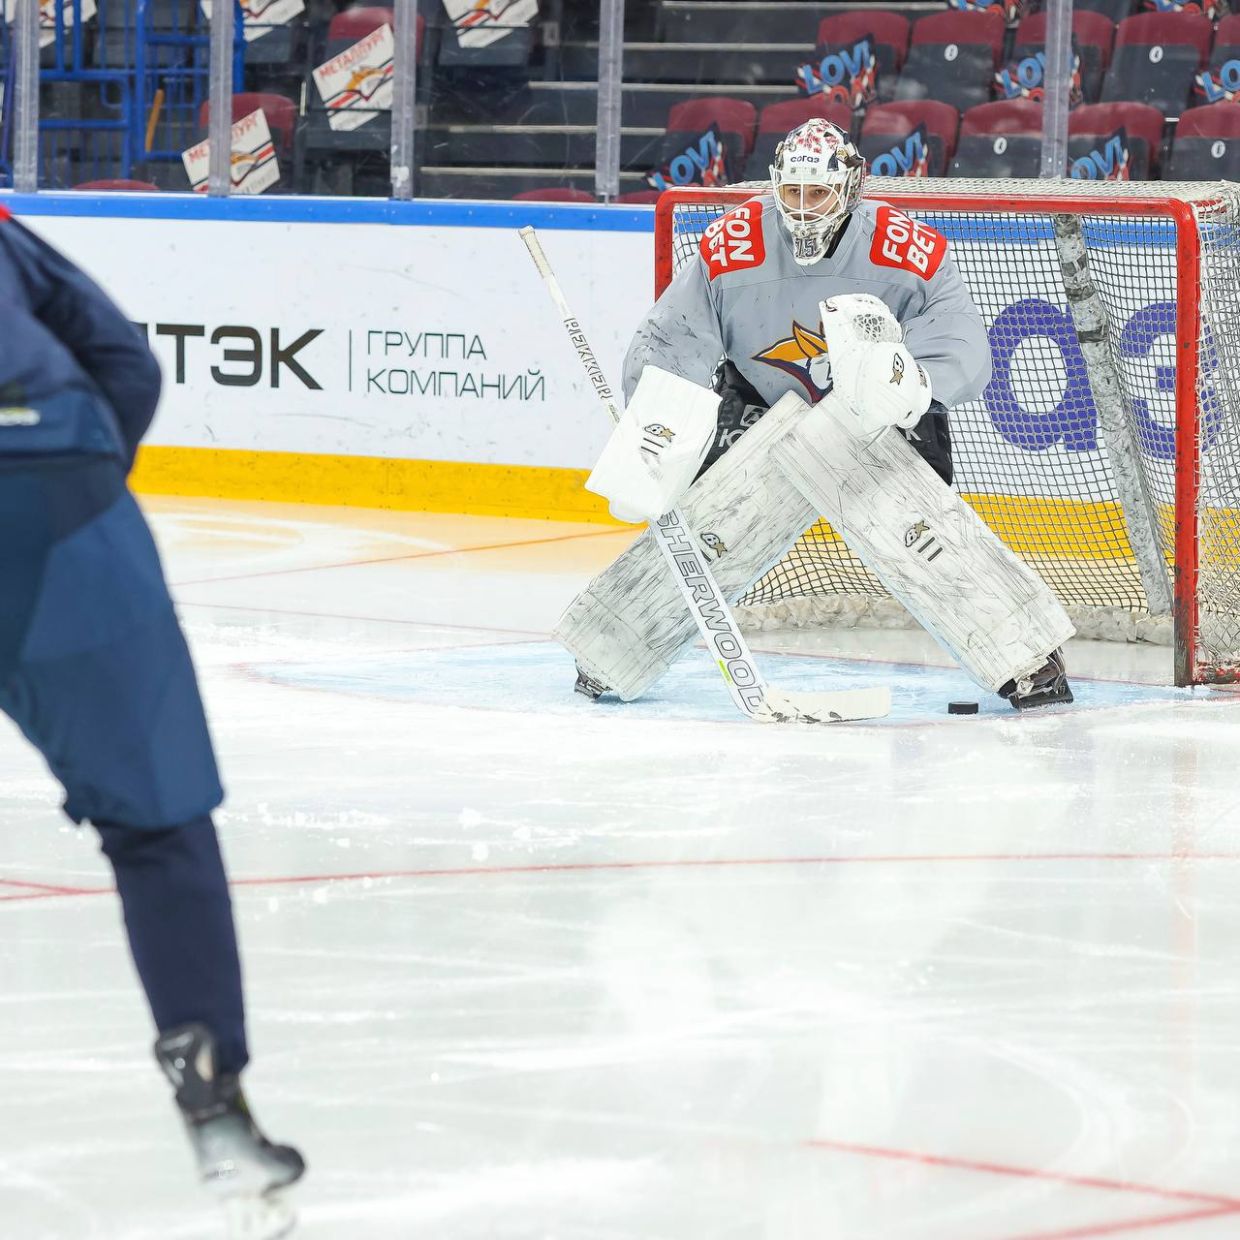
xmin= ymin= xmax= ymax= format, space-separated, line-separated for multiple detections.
xmin=654 ymin=179 xmax=1240 ymax=688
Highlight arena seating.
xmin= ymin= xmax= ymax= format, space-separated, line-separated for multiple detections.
xmin=12 ymin=0 xmax=1240 ymax=196
xmin=895 ymin=10 xmax=1007 ymax=113
xmin=861 ymin=100 xmax=960 ymax=179
xmin=816 ymin=12 xmax=911 ymax=103
xmin=1168 ymin=100 xmax=1240 ymax=178
xmin=1011 ymin=10 xmax=1115 ymax=104
xmin=1101 ymin=13 xmax=1212 ymax=114
xmin=950 ymin=98 xmax=1044 ymax=178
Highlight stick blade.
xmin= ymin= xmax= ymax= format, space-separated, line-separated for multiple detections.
xmin=757 ymin=685 xmax=891 ymax=724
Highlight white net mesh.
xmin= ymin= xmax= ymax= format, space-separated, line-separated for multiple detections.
xmin=658 ymin=179 xmax=1240 ymax=683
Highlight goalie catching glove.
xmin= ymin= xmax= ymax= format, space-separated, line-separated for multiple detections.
xmin=818 ymin=293 xmax=931 ymax=437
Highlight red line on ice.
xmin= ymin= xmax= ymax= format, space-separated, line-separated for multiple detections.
xmin=170 ymin=527 xmax=627 ymax=588
xmin=1007 ymin=1204 xmax=1240 ymax=1238
xmin=804 ymin=1138 xmax=1240 ymax=1209
xmin=4 ymin=850 xmax=1238 ymax=908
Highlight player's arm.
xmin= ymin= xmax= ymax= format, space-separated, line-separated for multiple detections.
xmin=621 ymin=255 xmax=725 ymax=402
xmin=0 ymin=219 xmax=161 ymax=461
xmin=899 ymin=248 xmax=992 ymax=409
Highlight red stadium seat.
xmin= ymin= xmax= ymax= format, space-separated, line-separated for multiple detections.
xmin=327 ymin=6 xmax=422 ymax=52
xmin=1015 ymin=10 xmax=1116 ymax=70
xmin=817 ymin=11 xmax=910 ymax=97
xmin=960 ymin=99 xmax=1044 ymax=137
xmin=512 ymin=188 xmax=595 ymax=202
xmin=1115 ymin=12 xmax=1212 ymax=60
xmin=1069 ymin=101 xmax=1165 ymax=175
xmin=1176 ymin=101 xmax=1240 ymax=139
xmin=745 ymin=97 xmax=854 ymax=179
xmin=666 ymin=97 xmax=758 ymax=155
xmin=198 ymin=93 xmax=298 ymax=159
xmin=911 ymin=9 xmax=1006 ymax=60
xmin=1169 ymin=101 xmax=1240 ymax=177
xmin=328 ymin=6 xmax=393 ymax=40
xmin=863 ymin=100 xmax=960 ymax=160
xmin=72 ymin=179 xmax=161 ymax=192
xmin=756 ymin=96 xmax=853 ymax=136
xmin=1070 ymin=101 xmax=1164 ymax=152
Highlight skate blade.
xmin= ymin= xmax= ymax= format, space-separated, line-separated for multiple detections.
xmin=224 ymin=1192 xmax=297 ymax=1240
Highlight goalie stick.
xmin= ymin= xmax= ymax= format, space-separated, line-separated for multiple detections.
xmin=519 ymin=226 xmax=890 ymax=725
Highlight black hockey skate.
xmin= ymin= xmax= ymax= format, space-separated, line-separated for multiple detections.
xmin=155 ymin=1024 xmax=305 ymax=1240
xmin=999 ymin=648 xmax=1073 ymax=710
xmin=574 ymin=665 xmax=609 ymax=701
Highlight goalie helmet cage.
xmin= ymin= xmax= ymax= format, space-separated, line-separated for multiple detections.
xmin=654 ymin=179 xmax=1240 ymax=688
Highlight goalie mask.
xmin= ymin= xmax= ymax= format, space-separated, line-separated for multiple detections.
xmin=769 ymin=119 xmax=866 ymax=267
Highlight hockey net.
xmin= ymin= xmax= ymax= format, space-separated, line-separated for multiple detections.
xmin=655 ymin=179 xmax=1240 ymax=686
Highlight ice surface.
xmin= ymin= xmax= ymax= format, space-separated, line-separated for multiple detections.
xmin=3 ymin=497 xmax=1240 ymax=1239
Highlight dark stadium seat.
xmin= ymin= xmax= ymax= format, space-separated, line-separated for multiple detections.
xmin=1068 ymin=101 xmax=1164 ymax=178
xmin=895 ymin=9 xmax=1006 ymax=112
xmin=949 ymin=134 xmax=1043 ymax=177
xmin=1168 ymin=101 xmax=1240 ymax=177
xmin=861 ymin=100 xmax=959 ymax=177
xmin=744 ymin=96 xmax=853 ymax=179
xmin=1011 ymin=10 xmax=1115 ymax=103
xmin=1100 ymin=13 xmax=1211 ymax=114
xmin=512 ymin=187 xmax=595 ymax=202
xmin=951 ymin=99 xmax=1044 ymax=177
xmin=817 ymin=12 xmax=910 ymax=102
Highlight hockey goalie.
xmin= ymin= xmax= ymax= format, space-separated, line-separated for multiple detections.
xmin=561 ymin=118 xmax=1075 ymax=711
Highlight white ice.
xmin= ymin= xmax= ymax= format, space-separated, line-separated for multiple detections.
xmin=4 ymin=496 xmax=1240 ymax=1240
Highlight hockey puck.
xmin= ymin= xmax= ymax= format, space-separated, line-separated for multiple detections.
xmin=947 ymin=701 xmax=979 ymax=715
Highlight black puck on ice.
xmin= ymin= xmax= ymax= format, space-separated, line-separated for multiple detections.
xmin=947 ymin=701 xmax=979 ymax=715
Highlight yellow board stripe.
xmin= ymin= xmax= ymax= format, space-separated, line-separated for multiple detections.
xmin=130 ymin=444 xmax=624 ymax=524
xmin=132 ymin=445 xmax=1170 ymax=562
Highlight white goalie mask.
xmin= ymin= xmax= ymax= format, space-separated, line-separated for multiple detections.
xmin=769 ymin=119 xmax=866 ymax=267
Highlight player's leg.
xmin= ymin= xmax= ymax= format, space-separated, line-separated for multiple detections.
xmin=0 ymin=457 xmax=303 ymax=1233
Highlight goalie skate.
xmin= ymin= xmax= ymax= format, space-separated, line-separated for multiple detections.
xmin=999 ymin=648 xmax=1074 ymax=710
xmin=155 ymin=1024 xmax=305 ymax=1240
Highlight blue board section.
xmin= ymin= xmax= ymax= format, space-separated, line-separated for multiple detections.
xmin=0 ymin=190 xmax=657 ymax=233
xmin=253 ymin=642 xmax=1194 ymax=726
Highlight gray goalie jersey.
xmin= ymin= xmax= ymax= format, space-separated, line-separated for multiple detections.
xmin=622 ymin=194 xmax=992 ymax=412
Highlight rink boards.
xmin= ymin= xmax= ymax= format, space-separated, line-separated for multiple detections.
xmin=2 ymin=192 xmax=1191 ymax=557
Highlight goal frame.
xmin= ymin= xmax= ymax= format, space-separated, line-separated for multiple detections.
xmin=654 ymin=183 xmax=1219 ymax=688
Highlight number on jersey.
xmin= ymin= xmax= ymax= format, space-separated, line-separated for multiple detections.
xmin=700 ymin=200 xmax=767 ymax=281
xmin=869 ymin=205 xmax=947 ymax=280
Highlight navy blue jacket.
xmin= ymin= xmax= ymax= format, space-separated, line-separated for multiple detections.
xmin=0 ymin=207 xmax=161 ymax=465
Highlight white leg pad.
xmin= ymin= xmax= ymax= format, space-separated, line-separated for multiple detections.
xmin=555 ymin=393 xmax=818 ymax=700
xmin=771 ymin=395 xmax=1076 ymax=693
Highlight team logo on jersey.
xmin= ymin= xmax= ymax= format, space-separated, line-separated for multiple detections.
xmin=753 ymin=321 xmax=830 ymax=401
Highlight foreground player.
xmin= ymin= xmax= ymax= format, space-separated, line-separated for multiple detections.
xmin=562 ymin=119 xmax=1073 ymax=709
xmin=0 ymin=208 xmax=304 ymax=1237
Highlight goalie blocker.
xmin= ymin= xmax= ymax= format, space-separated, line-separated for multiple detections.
xmin=558 ymin=298 xmax=1075 ymax=709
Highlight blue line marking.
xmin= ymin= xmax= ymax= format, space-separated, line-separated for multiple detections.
xmin=0 ymin=190 xmax=657 ymax=233
xmin=253 ymin=641 xmax=1195 ymax=725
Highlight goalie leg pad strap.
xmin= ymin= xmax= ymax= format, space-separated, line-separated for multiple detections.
xmin=770 ymin=395 xmax=1075 ymax=693
xmin=555 ymin=393 xmax=817 ymax=701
